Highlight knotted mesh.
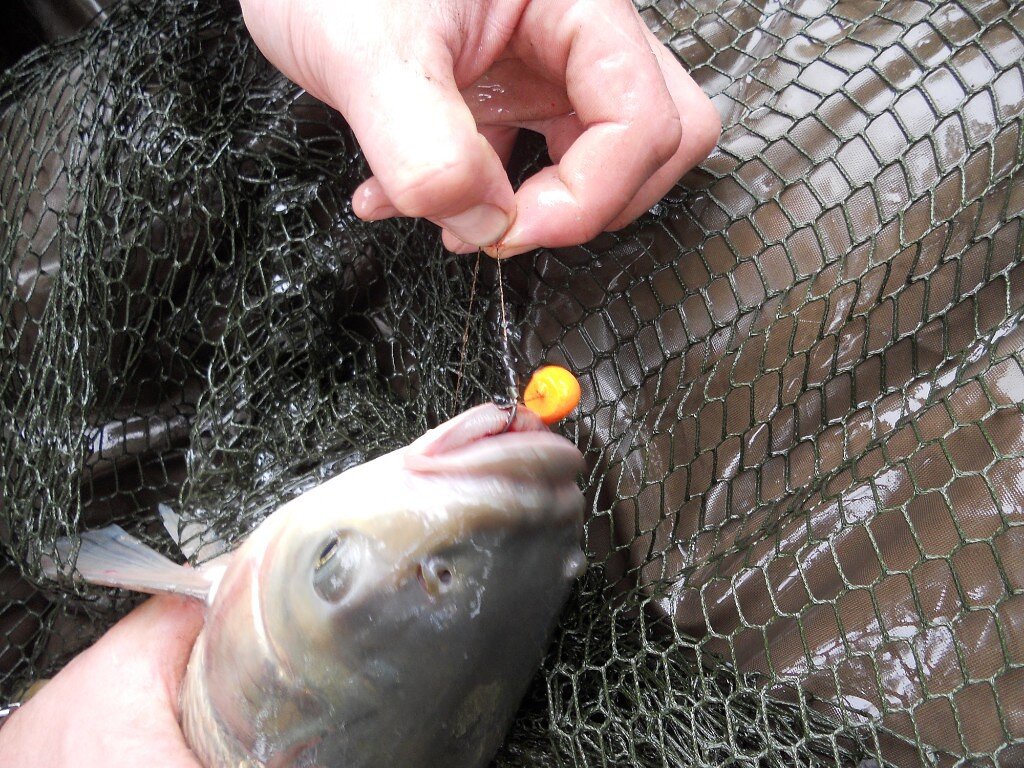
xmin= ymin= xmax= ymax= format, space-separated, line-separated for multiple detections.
xmin=2 ymin=1 xmax=1022 ymax=765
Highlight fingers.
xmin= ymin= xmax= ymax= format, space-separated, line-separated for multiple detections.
xmin=0 ymin=595 xmax=205 ymax=767
xmin=459 ymin=60 xmax=573 ymax=125
xmin=604 ymin=28 xmax=721 ymax=231
xmin=342 ymin=46 xmax=516 ymax=247
xmin=241 ymin=0 xmax=718 ymax=256
xmin=441 ymin=124 xmax=520 ymax=253
xmin=491 ymin=0 xmax=715 ymax=257
xmin=354 ymin=125 xmax=518 ymax=233
xmin=239 ymin=0 xmax=519 ymax=247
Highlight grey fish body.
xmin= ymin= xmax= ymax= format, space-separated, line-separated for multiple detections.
xmin=181 ymin=502 xmax=580 ymax=767
xmin=45 ymin=404 xmax=585 ymax=768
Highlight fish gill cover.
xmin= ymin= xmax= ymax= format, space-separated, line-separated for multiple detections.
xmin=1 ymin=0 xmax=1022 ymax=765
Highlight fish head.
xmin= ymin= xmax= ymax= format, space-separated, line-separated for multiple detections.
xmin=245 ymin=403 xmax=585 ymax=764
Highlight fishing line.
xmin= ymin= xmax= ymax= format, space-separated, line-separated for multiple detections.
xmin=453 ymin=250 xmax=481 ymax=407
xmin=453 ymin=249 xmax=520 ymax=430
xmin=494 ymin=254 xmax=519 ymax=430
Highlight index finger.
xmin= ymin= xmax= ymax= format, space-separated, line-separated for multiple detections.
xmin=494 ymin=0 xmax=684 ymax=256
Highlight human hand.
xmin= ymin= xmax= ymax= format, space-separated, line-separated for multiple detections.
xmin=0 ymin=595 xmax=204 ymax=767
xmin=238 ymin=0 xmax=720 ymax=257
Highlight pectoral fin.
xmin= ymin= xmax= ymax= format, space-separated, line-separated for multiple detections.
xmin=158 ymin=503 xmax=229 ymax=564
xmin=41 ymin=524 xmax=211 ymax=600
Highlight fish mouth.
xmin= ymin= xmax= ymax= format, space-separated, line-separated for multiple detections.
xmin=404 ymin=403 xmax=584 ymax=483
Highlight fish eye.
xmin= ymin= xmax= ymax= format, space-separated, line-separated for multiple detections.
xmin=316 ymin=537 xmax=341 ymax=567
xmin=312 ymin=530 xmax=359 ymax=603
xmin=416 ymin=557 xmax=455 ymax=598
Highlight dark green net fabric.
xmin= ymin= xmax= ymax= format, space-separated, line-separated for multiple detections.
xmin=2 ymin=1 xmax=1023 ymax=765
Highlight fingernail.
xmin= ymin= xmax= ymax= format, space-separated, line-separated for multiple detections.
xmin=485 ymin=242 xmax=538 ymax=259
xmin=356 ymin=203 xmax=400 ymax=222
xmin=440 ymin=204 xmax=510 ymax=247
xmin=441 ymin=229 xmax=478 ymax=255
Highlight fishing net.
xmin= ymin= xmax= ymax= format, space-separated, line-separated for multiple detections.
xmin=1 ymin=0 xmax=1022 ymax=765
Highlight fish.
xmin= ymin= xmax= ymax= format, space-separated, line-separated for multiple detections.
xmin=42 ymin=403 xmax=587 ymax=767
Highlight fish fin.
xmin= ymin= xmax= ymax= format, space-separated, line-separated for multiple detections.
xmin=41 ymin=524 xmax=211 ymax=600
xmin=158 ymin=503 xmax=229 ymax=563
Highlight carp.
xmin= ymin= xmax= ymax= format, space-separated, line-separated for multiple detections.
xmin=43 ymin=403 xmax=586 ymax=767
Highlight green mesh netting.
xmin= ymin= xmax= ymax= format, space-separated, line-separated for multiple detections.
xmin=2 ymin=1 xmax=1023 ymax=766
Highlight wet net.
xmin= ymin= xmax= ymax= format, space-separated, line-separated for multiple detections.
xmin=2 ymin=0 xmax=1023 ymax=765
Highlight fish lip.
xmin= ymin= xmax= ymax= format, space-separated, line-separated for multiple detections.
xmin=404 ymin=429 xmax=585 ymax=479
xmin=404 ymin=403 xmax=584 ymax=480
xmin=406 ymin=403 xmax=551 ymax=459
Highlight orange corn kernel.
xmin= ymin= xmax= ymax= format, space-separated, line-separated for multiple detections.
xmin=523 ymin=365 xmax=581 ymax=425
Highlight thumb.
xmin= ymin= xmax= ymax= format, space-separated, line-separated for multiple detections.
xmin=341 ymin=49 xmax=516 ymax=247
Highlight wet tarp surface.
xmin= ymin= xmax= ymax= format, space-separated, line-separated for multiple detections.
xmin=1 ymin=1 xmax=1022 ymax=765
